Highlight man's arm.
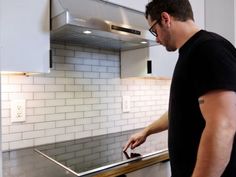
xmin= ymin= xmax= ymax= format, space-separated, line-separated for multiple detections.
xmin=123 ymin=111 xmax=168 ymax=151
xmin=192 ymin=90 xmax=236 ymax=177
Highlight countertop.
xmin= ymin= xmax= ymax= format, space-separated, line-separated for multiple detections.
xmin=3 ymin=148 xmax=77 ymax=177
xmin=3 ymin=148 xmax=169 ymax=177
xmin=3 ymin=129 xmax=169 ymax=177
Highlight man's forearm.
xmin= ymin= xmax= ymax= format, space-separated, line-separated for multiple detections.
xmin=192 ymin=124 xmax=235 ymax=177
xmin=143 ymin=111 xmax=169 ymax=136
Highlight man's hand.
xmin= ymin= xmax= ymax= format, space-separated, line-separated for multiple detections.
xmin=123 ymin=130 xmax=148 ymax=151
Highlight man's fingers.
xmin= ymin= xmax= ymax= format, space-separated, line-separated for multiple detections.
xmin=131 ymin=140 xmax=140 ymax=149
xmin=123 ymin=140 xmax=132 ymax=151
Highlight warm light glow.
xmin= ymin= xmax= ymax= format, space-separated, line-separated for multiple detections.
xmin=0 ymin=71 xmax=39 ymax=76
xmin=83 ymin=30 xmax=92 ymax=34
xmin=141 ymin=41 xmax=147 ymax=44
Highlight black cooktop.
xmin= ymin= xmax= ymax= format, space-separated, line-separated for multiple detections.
xmin=35 ymin=128 xmax=167 ymax=176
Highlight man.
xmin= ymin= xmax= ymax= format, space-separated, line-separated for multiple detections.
xmin=123 ymin=0 xmax=236 ymax=177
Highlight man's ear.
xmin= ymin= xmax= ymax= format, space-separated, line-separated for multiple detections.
xmin=160 ymin=12 xmax=171 ymax=27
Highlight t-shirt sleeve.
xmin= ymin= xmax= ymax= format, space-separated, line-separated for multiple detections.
xmin=192 ymin=40 xmax=236 ymax=98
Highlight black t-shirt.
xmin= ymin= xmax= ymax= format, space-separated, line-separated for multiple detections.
xmin=168 ymin=30 xmax=236 ymax=177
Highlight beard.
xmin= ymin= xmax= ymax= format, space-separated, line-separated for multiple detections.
xmin=161 ymin=31 xmax=177 ymax=52
xmin=165 ymin=45 xmax=177 ymax=52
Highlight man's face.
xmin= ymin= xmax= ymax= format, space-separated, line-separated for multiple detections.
xmin=147 ymin=15 xmax=177 ymax=52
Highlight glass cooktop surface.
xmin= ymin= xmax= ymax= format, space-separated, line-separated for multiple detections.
xmin=35 ymin=128 xmax=167 ymax=176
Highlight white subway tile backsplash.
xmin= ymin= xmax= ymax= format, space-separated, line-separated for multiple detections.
xmin=83 ymin=72 xmax=99 ymax=79
xmin=47 ymin=70 xmax=65 ymax=77
xmin=9 ymin=124 xmax=34 ymax=133
xmin=75 ymin=78 xmax=91 ymax=85
xmin=101 ymin=109 xmax=115 ymax=116
xmin=23 ymin=130 xmax=44 ymax=139
xmin=8 ymin=92 xmax=33 ymax=100
xmin=2 ymin=126 xmax=9 ymax=134
xmin=84 ymin=111 xmax=100 ymax=118
xmin=56 ymin=92 xmax=74 ymax=99
xmin=46 ymin=99 xmax=65 ymax=107
xmin=56 ymin=120 xmax=74 ymax=128
xmin=92 ymin=66 xmax=107 ymax=72
xmin=35 ymin=136 xmax=55 ymax=146
xmin=2 ymin=143 xmax=9 ymax=151
xmin=83 ymin=59 xmax=99 ymax=66
xmin=45 ymin=128 xmax=65 ymax=136
xmin=56 ymin=133 xmax=74 ymax=142
xmin=66 ymin=125 xmax=83 ymax=133
xmin=1 ymin=93 xmax=9 ymax=101
xmin=1 ymin=44 xmax=170 ymax=151
xmin=107 ymin=127 xmax=121 ymax=134
xmin=100 ymin=85 xmax=114 ymax=91
xmin=34 ymin=92 xmax=55 ymax=100
xmin=92 ymin=129 xmax=107 ymax=136
xmin=100 ymin=122 xmax=114 ymax=128
xmin=83 ymin=85 xmax=99 ymax=91
xmin=45 ymin=84 xmax=65 ymax=92
xmin=22 ymin=85 xmax=44 ymax=92
xmin=56 ymin=49 xmax=74 ymax=57
xmin=92 ymin=91 xmax=107 ymax=98
xmin=66 ymin=112 xmax=84 ymax=119
xmin=56 ymin=78 xmax=74 ymax=85
xmin=75 ymin=64 xmax=92 ymax=72
xmin=9 ymin=76 xmax=33 ymax=84
xmin=75 ymin=92 xmax=92 ymax=98
xmin=34 ymin=107 xmax=55 ymax=115
xmin=27 ymin=115 xmax=45 ymax=123
xmin=66 ymin=98 xmax=83 ymax=105
xmin=35 ymin=122 xmax=55 ymax=130
xmin=100 ymin=97 xmax=114 ymax=104
xmin=100 ymin=72 xmax=114 ymax=79
xmin=92 ymin=104 xmax=107 ymax=110
xmin=2 ymin=118 xmax=11 ymax=126
xmin=75 ymin=105 xmax=92 ymax=112
xmin=84 ymin=123 xmax=99 ymax=130
xmin=9 ymin=139 xmax=34 ymax=150
xmin=65 ymin=57 xmax=83 ymax=65
xmin=75 ymin=131 xmax=92 ymax=139
xmin=46 ymin=113 xmax=65 ymax=121
xmin=107 ymin=67 xmax=120 ymax=73
xmin=53 ymin=56 xmax=65 ymax=63
xmin=27 ymin=100 xmax=44 ymax=108
xmin=65 ymin=71 xmax=83 ymax=78
xmin=75 ymin=51 xmax=92 ymax=58
xmin=92 ymin=53 xmax=107 ymax=60
xmin=1 ymin=75 xmax=9 ymax=84
xmin=1 ymin=109 xmax=10 ymax=118
xmin=56 ymin=106 xmax=75 ymax=113
xmin=65 ymin=85 xmax=83 ymax=92
xmin=84 ymin=98 xmax=99 ymax=105
xmin=2 ymin=133 xmax=21 ymax=142
xmin=2 ymin=84 xmax=21 ymax=92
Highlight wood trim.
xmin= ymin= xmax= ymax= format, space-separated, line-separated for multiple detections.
xmin=94 ymin=151 xmax=169 ymax=177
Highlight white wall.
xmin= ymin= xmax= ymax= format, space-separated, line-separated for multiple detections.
xmin=1 ymin=44 xmax=170 ymax=151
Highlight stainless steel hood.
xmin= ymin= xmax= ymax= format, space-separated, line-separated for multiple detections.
xmin=51 ymin=0 xmax=157 ymax=51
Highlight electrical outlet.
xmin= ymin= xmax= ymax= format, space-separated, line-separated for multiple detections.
xmin=122 ymin=96 xmax=130 ymax=113
xmin=11 ymin=99 xmax=26 ymax=123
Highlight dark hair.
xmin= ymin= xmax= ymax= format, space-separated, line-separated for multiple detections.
xmin=145 ymin=0 xmax=194 ymax=24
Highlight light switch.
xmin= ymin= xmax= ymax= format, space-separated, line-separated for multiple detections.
xmin=122 ymin=96 xmax=131 ymax=113
xmin=11 ymin=99 xmax=26 ymax=123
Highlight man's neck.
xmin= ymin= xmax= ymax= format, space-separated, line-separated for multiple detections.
xmin=174 ymin=20 xmax=201 ymax=49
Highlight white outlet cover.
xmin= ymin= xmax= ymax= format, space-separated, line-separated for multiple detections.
xmin=11 ymin=99 xmax=26 ymax=123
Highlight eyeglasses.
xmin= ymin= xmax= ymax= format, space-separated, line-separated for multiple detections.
xmin=149 ymin=21 xmax=159 ymax=37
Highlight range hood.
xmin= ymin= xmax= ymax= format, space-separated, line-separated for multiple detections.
xmin=51 ymin=0 xmax=157 ymax=51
